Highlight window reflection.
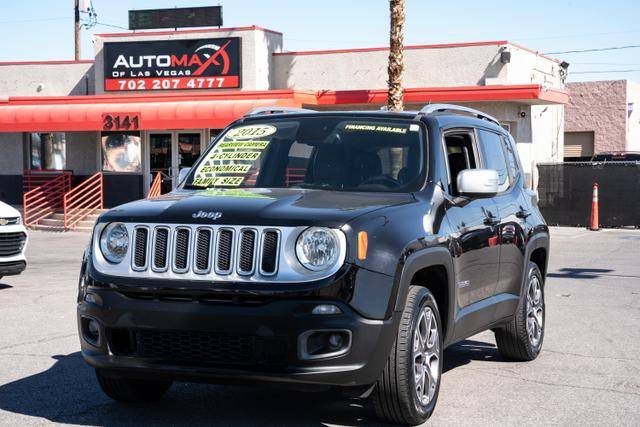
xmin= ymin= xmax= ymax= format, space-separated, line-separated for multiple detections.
xmin=101 ymin=132 xmax=141 ymax=172
xmin=29 ymin=132 xmax=66 ymax=170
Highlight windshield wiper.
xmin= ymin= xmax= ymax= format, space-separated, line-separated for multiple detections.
xmin=182 ymin=184 xmax=208 ymax=190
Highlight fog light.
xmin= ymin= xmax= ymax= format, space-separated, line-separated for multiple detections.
xmin=328 ymin=333 xmax=344 ymax=350
xmin=298 ymin=329 xmax=352 ymax=360
xmin=88 ymin=319 xmax=100 ymax=337
xmin=81 ymin=316 xmax=101 ymax=346
xmin=311 ymin=304 xmax=342 ymax=315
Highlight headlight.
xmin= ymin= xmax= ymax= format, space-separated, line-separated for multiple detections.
xmin=295 ymin=227 xmax=340 ymax=271
xmin=15 ymin=215 xmax=23 ymax=225
xmin=99 ymin=223 xmax=129 ymax=264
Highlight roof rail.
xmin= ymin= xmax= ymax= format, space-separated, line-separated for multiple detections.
xmin=243 ymin=106 xmax=315 ymax=117
xmin=415 ymin=103 xmax=500 ymax=126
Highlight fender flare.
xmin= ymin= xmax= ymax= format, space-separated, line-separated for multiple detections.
xmin=390 ymin=246 xmax=456 ymax=344
xmin=519 ymin=231 xmax=550 ymax=298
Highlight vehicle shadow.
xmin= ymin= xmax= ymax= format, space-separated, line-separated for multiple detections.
xmin=0 ymin=340 xmax=500 ymax=426
xmin=547 ymin=267 xmax=614 ymax=279
xmin=0 ymin=283 xmax=13 ymax=290
xmin=443 ymin=339 xmax=503 ymax=372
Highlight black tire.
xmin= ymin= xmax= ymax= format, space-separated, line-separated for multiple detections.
xmin=371 ymin=286 xmax=443 ymax=425
xmin=494 ymin=261 xmax=545 ymax=361
xmin=96 ymin=370 xmax=172 ymax=403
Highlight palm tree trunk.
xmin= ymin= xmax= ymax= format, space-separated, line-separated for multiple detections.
xmin=388 ymin=0 xmax=405 ymax=175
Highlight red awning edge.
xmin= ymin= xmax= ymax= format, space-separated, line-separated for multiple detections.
xmin=0 ymin=85 xmax=568 ymax=132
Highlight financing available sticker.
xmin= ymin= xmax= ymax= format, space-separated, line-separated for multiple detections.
xmin=344 ymin=123 xmax=408 ymax=134
xmin=191 ymin=125 xmax=276 ymax=188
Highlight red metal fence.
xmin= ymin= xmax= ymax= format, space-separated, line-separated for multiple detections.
xmin=147 ymin=172 xmax=163 ymax=199
xmin=22 ymin=173 xmax=72 ymax=226
xmin=63 ymin=172 xmax=104 ymax=230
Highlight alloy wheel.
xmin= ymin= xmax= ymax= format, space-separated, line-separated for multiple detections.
xmin=526 ymin=274 xmax=544 ymax=347
xmin=413 ymin=306 xmax=440 ymax=406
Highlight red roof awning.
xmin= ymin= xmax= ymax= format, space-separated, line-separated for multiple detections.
xmin=0 ymin=91 xmax=308 ymax=132
xmin=0 ymin=85 xmax=567 ymax=133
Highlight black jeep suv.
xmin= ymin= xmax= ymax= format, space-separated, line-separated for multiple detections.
xmin=78 ymin=105 xmax=549 ymax=425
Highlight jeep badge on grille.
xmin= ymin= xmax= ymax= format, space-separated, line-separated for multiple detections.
xmin=192 ymin=211 xmax=222 ymax=220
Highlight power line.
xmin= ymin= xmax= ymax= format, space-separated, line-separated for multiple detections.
xmin=544 ymin=44 xmax=640 ymax=54
xmin=94 ymin=21 xmax=128 ymax=30
xmin=514 ymin=29 xmax=640 ymax=42
xmin=570 ymin=69 xmax=640 ymax=74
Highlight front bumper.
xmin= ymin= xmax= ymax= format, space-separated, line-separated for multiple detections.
xmin=0 ymin=260 xmax=26 ymax=276
xmin=78 ymin=281 xmax=398 ymax=388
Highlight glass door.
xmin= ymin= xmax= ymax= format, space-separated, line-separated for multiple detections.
xmin=147 ymin=130 xmax=204 ymax=194
xmin=149 ymin=133 xmax=173 ymax=194
xmin=177 ymin=132 xmax=202 ymax=177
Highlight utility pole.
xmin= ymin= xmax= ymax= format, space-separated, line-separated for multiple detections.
xmin=74 ymin=0 xmax=81 ymax=60
xmin=387 ymin=0 xmax=405 ymax=176
xmin=387 ymin=0 xmax=405 ymax=112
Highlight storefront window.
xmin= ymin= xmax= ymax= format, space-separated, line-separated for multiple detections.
xmin=101 ymin=132 xmax=141 ymax=172
xmin=209 ymin=129 xmax=223 ymax=146
xmin=29 ymin=132 xmax=66 ymax=170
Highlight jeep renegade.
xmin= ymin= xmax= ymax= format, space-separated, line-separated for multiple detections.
xmin=78 ymin=104 xmax=549 ymax=425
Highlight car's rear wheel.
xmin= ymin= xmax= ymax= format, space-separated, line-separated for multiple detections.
xmin=494 ymin=261 xmax=545 ymax=361
xmin=96 ymin=370 xmax=172 ymax=402
xmin=371 ymin=286 xmax=442 ymax=425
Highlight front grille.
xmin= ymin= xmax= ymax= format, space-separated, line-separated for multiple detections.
xmin=194 ymin=228 xmax=213 ymax=273
xmin=0 ymin=232 xmax=27 ymax=257
xmin=108 ymin=328 xmax=288 ymax=366
xmin=173 ymin=228 xmax=191 ymax=272
xmin=260 ymin=231 xmax=279 ymax=275
xmin=130 ymin=225 xmax=283 ymax=279
xmin=237 ymin=229 xmax=257 ymax=274
xmin=0 ymin=217 xmax=19 ymax=226
xmin=152 ymin=228 xmax=169 ymax=271
xmin=216 ymin=229 xmax=234 ymax=273
xmin=132 ymin=228 xmax=148 ymax=270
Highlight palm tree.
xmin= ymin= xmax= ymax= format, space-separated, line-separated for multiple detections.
xmin=387 ymin=0 xmax=405 ymax=174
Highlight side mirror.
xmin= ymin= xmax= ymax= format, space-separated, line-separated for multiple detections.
xmin=177 ymin=167 xmax=191 ymax=185
xmin=457 ymin=169 xmax=499 ymax=197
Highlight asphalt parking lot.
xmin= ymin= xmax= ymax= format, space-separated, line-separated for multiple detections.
xmin=0 ymin=227 xmax=639 ymax=426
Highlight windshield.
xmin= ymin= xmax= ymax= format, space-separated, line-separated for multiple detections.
xmin=185 ymin=116 xmax=425 ymax=192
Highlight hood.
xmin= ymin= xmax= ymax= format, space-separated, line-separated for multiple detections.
xmin=100 ymin=188 xmax=416 ymax=227
xmin=0 ymin=201 xmax=20 ymax=218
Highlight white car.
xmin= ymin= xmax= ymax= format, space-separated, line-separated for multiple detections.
xmin=0 ymin=201 xmax=28 ymax=280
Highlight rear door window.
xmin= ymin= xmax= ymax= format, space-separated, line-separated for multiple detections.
xmin=477 ymin=129 xmax=509 ymax=192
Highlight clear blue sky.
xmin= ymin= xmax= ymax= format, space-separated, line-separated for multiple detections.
xmin=1 ymin=0 xmax=640 ymax=82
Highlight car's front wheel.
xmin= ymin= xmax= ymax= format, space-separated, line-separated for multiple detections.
xmin=96 ymin=370 xmax=172 ymax=402
xmin=494 ymin=261 xmax=545 ymax=361
xmin=371 ymin=286 xmax=442 ymax=425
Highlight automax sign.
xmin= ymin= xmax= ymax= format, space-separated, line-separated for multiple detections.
xmin=103 ymin=37 xmax=241 ymax=91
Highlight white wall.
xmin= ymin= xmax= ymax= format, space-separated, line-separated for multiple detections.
xmin=0 ymin=63 xmax=94 ymax=97
xmin=0 ymin=133 xmax=24 ymax=174
xmin=273 ymin=44 xmax=507 ymax=90
xmin=626 ymin=80 xmax=640 ymax=152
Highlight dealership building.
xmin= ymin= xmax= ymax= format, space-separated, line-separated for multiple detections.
xmin=0 ymin=25 xmax=568 ymax=215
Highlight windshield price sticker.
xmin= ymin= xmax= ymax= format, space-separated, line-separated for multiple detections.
xmin=199 ymin=164 xmax=252 ymax=173
xmin=344 ymin=123 xmax=408 ymax=134
xmin=210 ymin=151 xmax=263 ymax=161
xmin=191 ymin=126 xmax=276 ymax=187
xmin=192 ymin=176 xmax=245 ymax=187
xmin=225 ymin=124 xmax=277 ymax=140
xmin=217 ymin=141 xmax=270 ymax=149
